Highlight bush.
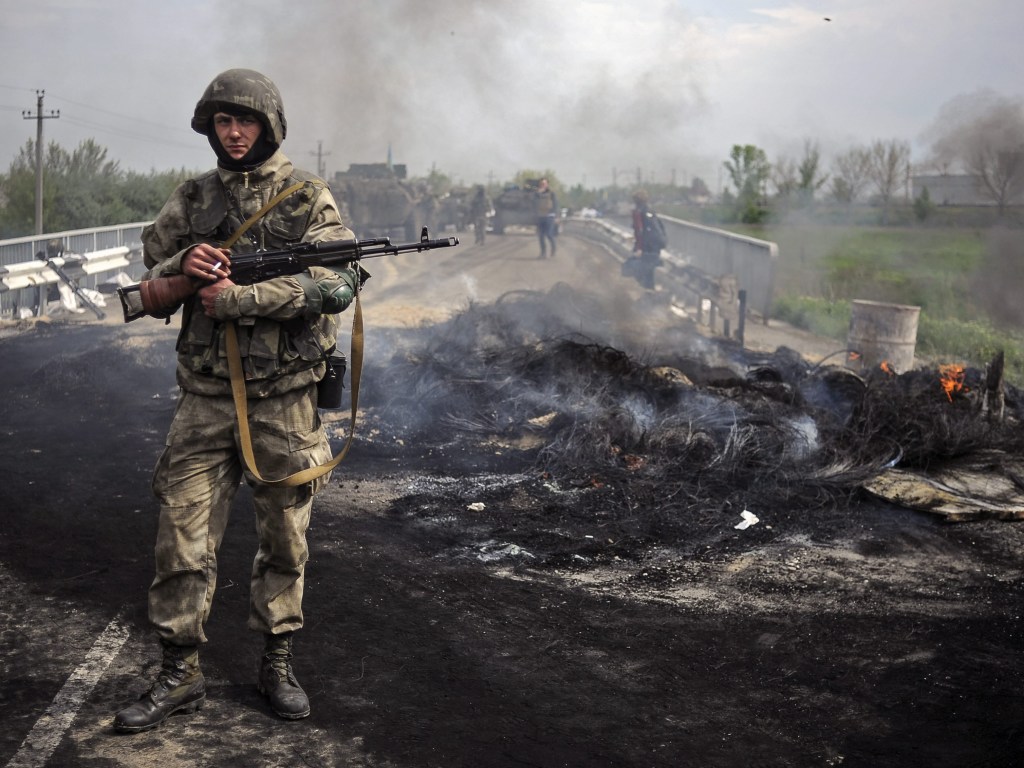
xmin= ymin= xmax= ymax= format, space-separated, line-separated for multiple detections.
xmin=917 ymin=315 xmax=1024 ymax=384
xmin=772 ymin=294 xmax=1024 ymax=386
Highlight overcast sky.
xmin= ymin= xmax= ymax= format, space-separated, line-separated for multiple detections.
xmin=1 ymin=0 xmax=1020 ymax=191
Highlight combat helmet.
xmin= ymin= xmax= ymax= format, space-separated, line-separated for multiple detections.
xmin=191 ymin=69 xmax=287 ymax=146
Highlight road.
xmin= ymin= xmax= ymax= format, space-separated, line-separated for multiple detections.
xmin=1 ymin=224 xmax=1022 ymax=767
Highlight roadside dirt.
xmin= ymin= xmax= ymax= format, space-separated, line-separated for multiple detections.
xmin=1 ymin=227 xmax=1022 ymax=768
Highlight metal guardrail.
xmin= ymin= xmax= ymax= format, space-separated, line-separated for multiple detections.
xmin=566 ymin=215 xmax=778 ymax=343
xmin=658 ymin=215 xmax=778 ymax=320
xmin=1 ymin=217 xmax=778 ymax=333
xmin=0 ymin=223 xmax=151 ymax=318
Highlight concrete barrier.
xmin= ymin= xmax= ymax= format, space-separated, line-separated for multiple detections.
xmin=0 ymin=246 xmax=144 ymax=318
xmin=0 ymin=246 xmax=134 ymax=292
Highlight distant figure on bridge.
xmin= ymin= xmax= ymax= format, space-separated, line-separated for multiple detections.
xmin=534 ymin=177 xmax=559 ymax=259
xmin=625 ymin=189 xmax=667 ymax=291
xmin=469 ymin=184 xmax=493 ymax=245
xmin=114 ymin=68 xmax=366 ymax=734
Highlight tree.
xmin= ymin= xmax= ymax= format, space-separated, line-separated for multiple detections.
xmin=771 ymin=141 xmax=829 ymax=209
xmin=866 ymin=139 xmax=910 ymax=224
xmin=913 ymin=186 xmax=933 ymax=222
xmin=420 ymin=167 xmax=453 ymax=197
xmin=120 ymin=168 xmax=192 ymax=221
xmin=829 ymin=146 xmax=872 ymax=204
xmin=0 ymin=138 xmax=198 ymax=237
xmin=51 ymin=139 xmax=124 ymax=232
xmin=0 ymin=142 xmax=45 ymax=237
xmin=926 ymin=90 xmax=1024 ymax=215
xmin=795 ymin=140 xmax=829 ymax=207
xmin=723 ymin=144 xmax=770 ymax=223
xmin=770 ymin=156 xmax=799 ymax=202
xmin=963 ymin=102 xmax=1024 ymax=215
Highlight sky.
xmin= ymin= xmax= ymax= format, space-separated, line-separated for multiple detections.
xmin=0 ymin=0 xmax=1021 ymax=192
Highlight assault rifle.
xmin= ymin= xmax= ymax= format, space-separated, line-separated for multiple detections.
xmin=117 ymin=227 xmax=459 ymax=323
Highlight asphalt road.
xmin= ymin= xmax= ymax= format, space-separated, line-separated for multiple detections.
xmin=2 ymin=224 xmax=1022 ymax=768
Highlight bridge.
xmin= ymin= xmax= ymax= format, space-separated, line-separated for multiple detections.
xmin=0 ymin=217 xmax=777 ymax=342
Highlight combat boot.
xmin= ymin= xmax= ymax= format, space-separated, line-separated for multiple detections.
xmin=257 ymin=632 xmax=310 ymax=720
xmin=113 ymin=640 xmax=205 ymax=733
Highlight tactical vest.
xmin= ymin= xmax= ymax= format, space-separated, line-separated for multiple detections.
xmin=175 ymin=169 xmax=340 ymax=395
xmin=535 ymin=190 xmax=555 ymax=217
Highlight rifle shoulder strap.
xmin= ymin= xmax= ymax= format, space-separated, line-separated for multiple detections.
xmin=224 ymin=288 xmax=363 ymax=487
xmin=222 ymin=178 xmax=362 ymax=487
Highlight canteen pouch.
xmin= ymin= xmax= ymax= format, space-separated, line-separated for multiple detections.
xmin=316 ymin=352 xmax=347 ymax=409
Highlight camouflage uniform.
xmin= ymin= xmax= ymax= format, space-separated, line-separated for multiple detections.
xmin=114 ymin=68 xmax=358 ymax=733
xmin=142 ymin=148 xmax=362 ymax=644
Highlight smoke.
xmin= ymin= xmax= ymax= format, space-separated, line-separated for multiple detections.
xmin=219 ymin=0 xmax=708 ymax=184
xmin=921 ymin=90 xmax=1024 ymax=174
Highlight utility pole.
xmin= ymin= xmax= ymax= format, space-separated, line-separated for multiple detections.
xmin=310 ymin=140 xmax=330 ymax=178
xmin=22 ymin=90 xmax=59 ymax=235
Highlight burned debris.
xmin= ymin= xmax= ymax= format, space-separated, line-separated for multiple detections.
xmin=338 ymin=285 xmax=1024 ymax=565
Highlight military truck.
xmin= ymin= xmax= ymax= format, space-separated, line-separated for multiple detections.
xmin=491 ymin=179 xmax=540 ymax=234
xmin=435 ymin=186 xmax=471 ymax=232
xmin=331 ymin=163 xmax=431 ymax=241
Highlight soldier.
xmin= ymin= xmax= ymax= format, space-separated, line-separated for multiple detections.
xmin=114 ymin=69 xmax=365 ymax=732
xmin=469 ymin=185 xmax=492 ymax=245
xmin=534 ymin=177 xmax=559 ymax=258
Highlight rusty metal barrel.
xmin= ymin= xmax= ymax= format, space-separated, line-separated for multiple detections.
xmin=846 ymin=299 xmax=921 ymax=374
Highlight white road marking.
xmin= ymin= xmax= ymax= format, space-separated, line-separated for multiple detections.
xmin=6 ymin=613 xmax=130 ymax=768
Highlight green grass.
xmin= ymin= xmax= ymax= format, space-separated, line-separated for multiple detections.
xmin=740 ymin=222 xmax=1024 ymax=385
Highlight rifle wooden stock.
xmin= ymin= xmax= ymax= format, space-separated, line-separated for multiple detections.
xmin=140 ymin=274 xmax=198 ymax=316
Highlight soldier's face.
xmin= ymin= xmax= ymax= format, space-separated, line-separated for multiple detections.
xmin=213 ymin=112 xmax=263 ymax=160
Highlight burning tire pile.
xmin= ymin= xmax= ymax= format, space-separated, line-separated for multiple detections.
xmin=345 ymin=284 xmax=1024 ymax=566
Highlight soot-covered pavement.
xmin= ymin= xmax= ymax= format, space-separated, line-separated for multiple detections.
xmin=1 ymin=271 xmax=1023 ymax=767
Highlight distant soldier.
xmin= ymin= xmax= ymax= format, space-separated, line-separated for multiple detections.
xmin=469 ymin=185 xmax=492 ymax=245
xmin=534 ymin=177 xmax=559 ymax=259
xmin=628 ymin=189 xmax=667 ymax=290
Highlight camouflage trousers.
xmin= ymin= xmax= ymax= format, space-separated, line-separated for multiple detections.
xmin=148 ymin=385 xmax=332 ymax=645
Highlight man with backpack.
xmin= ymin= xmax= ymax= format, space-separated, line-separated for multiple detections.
xmin=628 ymin=189 xmax=667 ymax=291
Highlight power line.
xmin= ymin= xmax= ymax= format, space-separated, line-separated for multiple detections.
xmin=4 ymin=85 xmax=205 ymax=155
xmin=45 ymin=91 xmax=174 ymax=130
xmin=60 ymin=115 xmax=204 ymax=151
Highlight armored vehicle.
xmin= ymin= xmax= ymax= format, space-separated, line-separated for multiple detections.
xmin=491 ymin=179 xmax=540 ymax=234
xmin=332 ymin=163 xmax=430 ymax=241
xmin=435 ymin=186 xmax=471 ymax=232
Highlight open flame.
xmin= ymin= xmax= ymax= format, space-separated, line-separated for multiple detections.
xmin=880 ymin=360 xmax=894 ymax=375
xmin=939 ymin=363 xmax=966 ymax=402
